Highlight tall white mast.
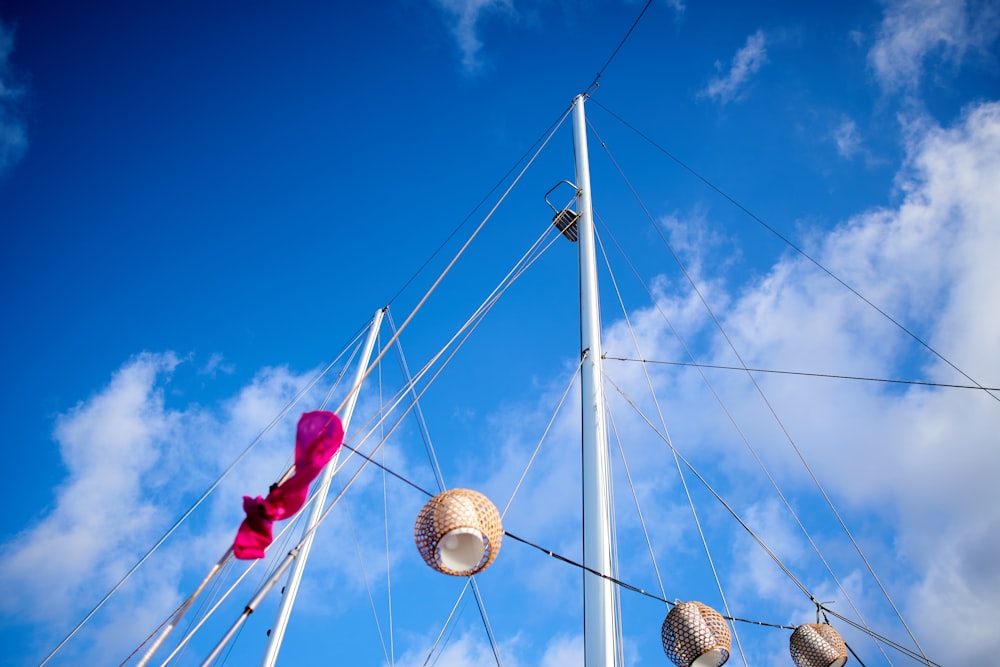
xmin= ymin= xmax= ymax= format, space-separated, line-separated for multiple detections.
xmin=573 ymin=94 xmax=620 ymax=667
xmin=260 ymin=308 xmax=386 ymax=667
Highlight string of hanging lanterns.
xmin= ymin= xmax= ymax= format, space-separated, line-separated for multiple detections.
xmin=410 ymin=487 xmax=851 ymax=666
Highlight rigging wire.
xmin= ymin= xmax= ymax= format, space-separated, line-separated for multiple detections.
xmin=153 ymin=519 xmax=301 ymax=666
xmin=289 ymin=395 xmax=938 ymax=665
xmin=605 ymin=409 xmax=667 ymax=601
xmin=604 ymin=357 xmax=1000 ymax=392
xmin=309 ymin=429 xmax=947 ymax=665
xmin=590 ymin=122 xmax=899 ymax=664
xmin=500 ymin=358 xmax=583 ymax=519
xmin=158 ymin=114 xmax=570 ymax=664
xmin=585 ymin=0 xmax=655 ymax=95
xmin=501 ymin=531 xmax=794 ymax=631
xmin=197 ymin=308 xmax=509 ymax=663
xmin=40 ymin=333 xmax=368 ymax=667
xmin=598 ymin=228 xmax=893 ymax=665
xmin=385 ymin=106 xmax=573 ymax=309
xmin=589 ymin=98 xmax=999 ymax=406
xmin=380 ymin=224 xmax=570 ymax=667
xmin=387 ymin=309 xmax=448 ymax=493
xmin=132 ymin=550 xmax=234 ymax=667
xmin=334 ymin=430 xmax=809 ymax=639
xmin=822 ymin=607 xmax=942 ymax=667
xmin=605 ymin=375 xmax=940 ymax=665
xmin=379 ymin=335 xmax=397 ymax=667
xmin=329 ymin=106 xmax=572 ymax=423
xmin=470 ymin=577 xmax=505 ymax=667
xmin=344 ymin=504 xmax=392 ymax=666
xmin=193 ymin=217 xmax=565 ymax=664
xmin=423 ymin=578 xmax=473 ymax=667
xmin=595 ymin=225 xmax=752 ymax=665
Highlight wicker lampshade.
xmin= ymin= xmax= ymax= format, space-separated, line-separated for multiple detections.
xmin=661 ymin=601 xmax=731 ymax=667
xmin=789 ymin=624 xmax=848 ymax=667
xmin=414 ymin=488 xmax=503 ymax=576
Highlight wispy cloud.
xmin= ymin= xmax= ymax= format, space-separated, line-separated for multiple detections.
xmin=673 ymin=100 xmax=1000 ymax=665
xmin=868 ymin=0 xmax=1000 ymax=94
xmin=0 ymin=354 xmax=324 ymax=663
xmin=661 ymin=0 xmax=686 ymax=15
xmin=700 ymin=30 xmax=768 ymax=104
xmin=0 ymin=18 xmax=28 ymax=175
xmin=834 ymin=116 xmax=863 ymax=159
xmin=6 ymin=94 xmax=999 ymax=667
xmin=432 ymin=0 xmax=515 ymax=74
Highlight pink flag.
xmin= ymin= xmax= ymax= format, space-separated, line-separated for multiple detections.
xmin=233 ymin=411 xmax=345 ymax=560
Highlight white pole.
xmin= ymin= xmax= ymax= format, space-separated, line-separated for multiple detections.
xmin=572 ymin=94 xmax=619 ymax=667
xmin=260 ymin=308 xmax=386 ymax=667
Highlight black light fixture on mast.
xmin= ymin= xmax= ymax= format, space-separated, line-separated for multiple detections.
xmin=545 ymin=180 xmax=581 ymax=242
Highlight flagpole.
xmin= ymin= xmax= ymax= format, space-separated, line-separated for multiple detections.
xmin=260 ymin=307 xmax=385 ymax=667
xmin=572 ymin=93 xmax=620 ymax=667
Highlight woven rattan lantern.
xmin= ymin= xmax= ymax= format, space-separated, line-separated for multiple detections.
xmin=661 ymin=601 xmax=731 ymax=667
xmin=789 ymin=624 xmax=848 ymax=667
xmin=414 ymin=488 xmax=503 ymax=576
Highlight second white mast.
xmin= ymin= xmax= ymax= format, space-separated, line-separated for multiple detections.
xmin=261 ymin=307 xmax=386 ymax=667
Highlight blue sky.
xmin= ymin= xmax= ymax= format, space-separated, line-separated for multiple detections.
xmin=2 ymin=1 xmax=999 ymax=665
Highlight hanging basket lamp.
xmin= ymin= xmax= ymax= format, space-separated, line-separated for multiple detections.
xmin=661 ymin=601 xmax=731 ymax=667
xmin=789 ymin=623 xmax=848 ymax=667
xmin=414 ymin=488 xmax=503 ymax=576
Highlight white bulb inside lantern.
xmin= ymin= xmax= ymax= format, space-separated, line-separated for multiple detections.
xmin=437 ymin=527 xmax=485 ymax=572
xmin=692 ymin=649 xmax=727 ymax=667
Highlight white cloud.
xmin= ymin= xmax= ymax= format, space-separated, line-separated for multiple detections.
xmin=0 ymin=353 xmax=332 ymax=663
xmin=0 ymin=18 xmax=28 ymax=175
xmin=834 ymin=116 xmax=863 ymax=159
xmin=701 ymin=30 xmax=768 ymax=104
xmin=395 ymin=631 xmax=508 ymax=667
xmin=0 ymin=353 xmax=181 ymax=626
xmin=199 ymin=352 xmax=235 ymax=376
xmin=687 ymin=100 xmax=1000 ymax=666
xmin=521 ymin=97 xmax=1000 ymax=666
xmin=660 ymin=0 xmax=686 ymax=15
xmin=868 ymin=0 xmax=1000 ymax=93
xmin=433 ymin=0 xmax=516 ymax=74
xmin=540 ymin=633 xmax=583 ymax=666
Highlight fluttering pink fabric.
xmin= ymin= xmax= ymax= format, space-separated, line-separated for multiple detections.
xmin=233 ymin=411 xmax=344 ymax=560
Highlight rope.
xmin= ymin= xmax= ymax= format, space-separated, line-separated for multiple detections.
xmin=603 ymin=357 xmax=1000 ymax=391
xmin=606 ymin=411 xmax=667 ymax=601
xmin=422 ymin=579 xmax=471 ymax=666
xmin=591 ymin=124 xmax=898 ymax=665
xmin=500 ymin=359 xmax=583 ymax=518
xmin=379 ymin=351 xmax=397 ymax=667
xmin=605 ymin=377 xmax=944 ymax=664
xmin=345 ymin=505 xmax=391 ymax=666
xmin=188 ymin=138 xmax=577 ymax=662
xmin=273 ymin=399 xmax=939 ymax=666
xmin=589 ymin=99 xmax=998 ymax=405
xmin=503 ymin=531 xmax=795 ymax=631
xmin=585 ymin=0 xmax=654 ymax=95
xmin=386 ymin=107 xmax=574 ymax=308
xmin=330 ymin=106 xmax=574 ymax=421
xmin=470 ymin=577 xmax=504 ymax=667
xmin=154 ymin=518 xmax=300 ymax=666
xmin=387 ymin=310 xmax=448 ymax=492
xmin=595 ymin=223 xmax=749 ymax=664
xmin=822 ymin=607 xmax=941 ymax=667
xmin=43 ymin=339 xmax=364 ymax=667
xmin=604 ymin=376 xmax=818 ymax=601
xmin=846 ymin=641 xmax=868 ymax=667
